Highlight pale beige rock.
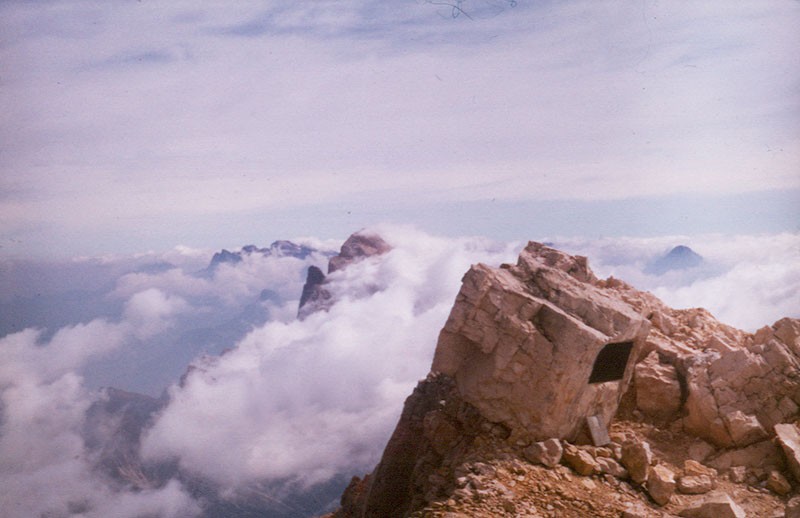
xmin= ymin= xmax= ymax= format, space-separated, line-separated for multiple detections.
xmin=775 ymin=423 xmax=800 ymax=482
xmin=677 ymin=475 xmax=714 ymax=494
xmin=678 ymin=492 xmax=745 ymax=518
xmin=523 ymin=438 xmax=562 ymax=468
xmin=635 ymin=351 xmax=682 ymax=420
xmin=727 ymin=466 xmax=746 ymax=483
xmin=725 ymin=410 xmax=768 ymax=445
xmin=616 ymin=277 xmax=800 ymax=450
xmin=647 ymin=464 xmax=676 ymax=506
xmin=431 ymin=242 xmax=650 ymax=443
xmin=621 ymin=440 xmax=653 ymax=484
xmin=680 ymin=321 xmax=800 ymax=448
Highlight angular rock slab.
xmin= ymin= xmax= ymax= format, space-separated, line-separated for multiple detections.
xmin=647 ymin=464 xmax=676 ymax=506
xmin=432 ymin=242 xmax=650 ymax=443
xmin=775 ymin=423 xmax=800 ymax=482
xmin=678 ymin=492 xmax=745 ymax=518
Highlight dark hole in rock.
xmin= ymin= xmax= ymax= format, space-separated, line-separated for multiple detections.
xmin=588 ymin=341 xmax=634 ymax=383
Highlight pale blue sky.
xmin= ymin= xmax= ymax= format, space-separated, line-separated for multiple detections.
xmin=1 ymin=1 xmax=798 ymax=257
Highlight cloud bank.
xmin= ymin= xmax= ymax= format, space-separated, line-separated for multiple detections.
xmin=1 ymin=227 xmax=798 ymax=515
xmin=141 ymin=228 xmax=522 ymax=489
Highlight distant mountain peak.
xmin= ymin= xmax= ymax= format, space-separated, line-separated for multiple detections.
xmin=645 ymin=244 xmax=703 ymax=275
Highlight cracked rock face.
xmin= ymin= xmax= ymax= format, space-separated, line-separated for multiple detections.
xmin=680 ymin=318 xmax=800 ymax=447
xmin=432 ymin=242 xmax=650 ymax=443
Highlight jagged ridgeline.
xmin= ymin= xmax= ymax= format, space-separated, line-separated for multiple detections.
xmin=328 ymin=241 xmax=800 ymax=518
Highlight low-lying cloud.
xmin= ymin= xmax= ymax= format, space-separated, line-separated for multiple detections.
xmin=141 ymin=228 xmax=522 ymax=489
xmin=1 ymin=227 xmax=798 ymax=516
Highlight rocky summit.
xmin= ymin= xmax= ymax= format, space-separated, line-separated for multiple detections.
xmin=329 ymin=241 xmax=800 ymax=517
xmin=298 ymin=231 xmax=391 ymax=319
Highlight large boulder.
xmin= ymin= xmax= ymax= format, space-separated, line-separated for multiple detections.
xmin=432 ymin=242 xmax=650 ymax=443
xmin=634 ymin=351 xmax=682 ymax=420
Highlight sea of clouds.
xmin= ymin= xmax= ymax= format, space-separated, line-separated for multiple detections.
xmin=1 ymin=226 xmax=798 ymax=517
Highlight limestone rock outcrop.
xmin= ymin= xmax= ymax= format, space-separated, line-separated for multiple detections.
xmin=298 ymin=231 xmax=391 ymax=318
xmin=634 ymin=351 xmax=682 ymax=420
xmin=330 ymin=241 xmax=800 ymax=518
xmin=432 ymin=242 xmax=650 ymax=443
xmin=327 ymin=232 xmax=391 ymax=273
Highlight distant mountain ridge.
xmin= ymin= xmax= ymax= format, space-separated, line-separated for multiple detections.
xmin=204 ymin=240 xmax=324 ymax=274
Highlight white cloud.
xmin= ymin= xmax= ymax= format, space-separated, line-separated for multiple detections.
xmin=123 ymin=288 xmax=190 ymax=339
xmin=0 ymin=321 xmax=199 ymax=518
xmin=141 ymin=226 xmax=522 ymax=489
xmin=551 ymin=232 xmax=800 ymax=331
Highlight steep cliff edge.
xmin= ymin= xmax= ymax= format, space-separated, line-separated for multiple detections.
xmin=330 ymin=242 xmax=800 ymax=517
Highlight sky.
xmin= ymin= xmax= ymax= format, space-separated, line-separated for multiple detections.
xmin=1 ymin=0 xmax=799 ymax=258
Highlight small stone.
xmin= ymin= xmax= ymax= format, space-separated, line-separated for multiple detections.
xmin=596 ymin=457 xmax=628 ymax=478
xmin=621 ymin=440 xmax=653 ymax=484
xmin=678 ymin=475 xmax=714 ymax=494
xmin=678 ymin=491 xmax=746 ymax=518
xmin=766 ymin=470 xmax=792 ymax=495
xmin=523 ymin=438 xmax=563 ymax=468
xmin=683 ymin=459 xmax=717 ymax=478
xmin=728 ymin=466 xmax=746 ymax=483
xmin=562 ymin=444 xmax=599 ymax=476
xmin=622 ymin=503 xmax=650 ymax=518
xmin=595 ymin=447 xmax=613 ymax=458
xmin=647 ymin=464 xmax=676 ymax=506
